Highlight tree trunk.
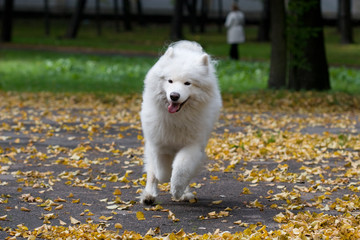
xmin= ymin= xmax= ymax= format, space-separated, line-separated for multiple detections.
xmin=171 ymin=0 xmax=184 ymax=40
xmin=44 ymin=0 xmax=50 ymax=36
xmin=339 ymin=0 xmax=353 ymax=44
xmin=337 ymin=0 xmax=341 ymax=31
xmin=113 ymin=0 xmax=120 ymax=32
xmin=1 ymin=0 xmax=14 ymax=42
xmin=199 ymin=0 xmax=208 ymax=33
xmin=287 ymin=0 xmax=330 ymax=91
xmin=268 ymin=0 xmax=286 ymax=89
xmin=257 ymin=0 xmax=270 ymax=42
xmin=95 ymin=0 xmax=101 ymax=36
xmin=136 ymin=0 xmax=145 ymax=25
xmin=185 ymin=0 xmax=197 ymax=34
xmin=217 ymin=0 xmax=223 ymax=33
xmin=123 ymin=0 xmax=132 ymax=31
xmin=65 ymin=0 xmax=87 ymax=39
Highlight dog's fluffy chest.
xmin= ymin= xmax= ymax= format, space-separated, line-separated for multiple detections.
xmin=147 ymin=112 xmax=205 ymax=147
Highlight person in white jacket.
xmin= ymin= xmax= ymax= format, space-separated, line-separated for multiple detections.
xmin=225 ymin=3 xmax=245 ymax=60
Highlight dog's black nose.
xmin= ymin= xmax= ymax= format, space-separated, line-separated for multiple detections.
xmin=170 ymin=92 xmax=180 ymax=101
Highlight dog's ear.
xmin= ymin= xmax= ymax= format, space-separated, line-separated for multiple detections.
xmin=164 ymin=47 xmax=174 ymax=58
xmin=200 ymin=54 xmax=209 ymax=66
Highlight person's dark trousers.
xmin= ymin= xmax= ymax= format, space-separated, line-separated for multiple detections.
xmin=229 ymin=43 xmax=239 ymax=60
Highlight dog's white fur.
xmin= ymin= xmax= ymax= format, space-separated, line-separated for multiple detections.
xmin=140 ymin=41 xmax=222 ymax=204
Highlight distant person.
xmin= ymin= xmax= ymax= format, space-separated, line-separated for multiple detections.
xmin=225 ymin=3 xmax=245 ymax=60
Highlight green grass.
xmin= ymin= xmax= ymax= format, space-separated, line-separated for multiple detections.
xmin=1 ymin=49 xmax=360 ymax=94
xmin=9 ymin=19 xmax=360 ymax=65
xmin=0 ymin=50 xmax=154 ymax=93
xmin=2 ymin=19 xmax=360 ymax=94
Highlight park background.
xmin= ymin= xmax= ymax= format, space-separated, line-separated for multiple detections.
xmin=1 ymin=0 xmax=360 ymax=94
xmin=1 ymin=0 xmax=360 ymax=239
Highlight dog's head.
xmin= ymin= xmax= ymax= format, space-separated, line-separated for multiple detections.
xmin=148 ymin=44 xmax=217 ymax=114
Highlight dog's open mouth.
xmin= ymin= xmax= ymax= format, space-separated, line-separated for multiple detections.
xmin=167 ymin=99 xmax=188 ymax=113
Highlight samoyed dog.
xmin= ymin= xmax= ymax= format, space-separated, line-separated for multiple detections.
xmin=140 ymin=40 xmax=222 ymax=205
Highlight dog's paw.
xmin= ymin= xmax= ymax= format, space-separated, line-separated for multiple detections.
xmin=140 ymin=192 xmax=156 ymax=205
xmin=171 ymin=186 xmax=195 ymax=202
xmin=180 ymin=191 xmax=196 ymax=202
xmin=171 ymin=186 xmax=186 ymax=201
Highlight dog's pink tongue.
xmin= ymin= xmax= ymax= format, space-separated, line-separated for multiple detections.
xmin=168 ymin=102 xmax=180 ymax=113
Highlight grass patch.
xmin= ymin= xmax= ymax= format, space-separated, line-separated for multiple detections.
xmin=1 ymin=49 xmax=360 ymax=94
xmin=217 ymin=60 xmax=269 ymax=92
xmin=0 ymin=50 xmax=154 ymax=93
xmin=9 ymin=19 xmax=360 ymax=65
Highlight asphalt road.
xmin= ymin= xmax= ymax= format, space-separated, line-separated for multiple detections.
xmin=0 ymin=92 xmax=359 ymax=239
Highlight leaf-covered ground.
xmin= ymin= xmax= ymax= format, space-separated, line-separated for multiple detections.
xmin=0 ymin=91 xmax=360 ymax=239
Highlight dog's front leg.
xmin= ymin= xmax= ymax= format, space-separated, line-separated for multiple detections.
xmin=140 ymin=144 xmax=159 ymax=205
xmin=170 ymin=145 xmax=203 ymax=201
xmin=141 ymin=170 xmax=158 ymax=205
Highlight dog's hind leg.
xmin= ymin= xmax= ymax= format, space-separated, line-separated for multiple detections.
xmin=170 ymin=145 xmax=203 ymax=201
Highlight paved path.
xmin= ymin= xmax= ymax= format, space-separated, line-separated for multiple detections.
xmin=0 ymin=92 xmax=359 ymax=238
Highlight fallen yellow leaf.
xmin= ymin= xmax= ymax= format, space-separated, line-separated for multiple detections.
xmin=55 ymin=204 xmax=63 ymax=210
xmin=21 ymin=207 xmax=31 ymax=212
xmin=114 ymin=223 xmax=123 ymax=229
xmin=113 ymin=189 xmax=122 ymax=195
xmin=99 ymin=215 xmax=113 ymax=221
xmin=212 ymin=200 xmax=223 ymax=205
xmin=136 ymin=211 xmax=146 ymax=221
xmin=70 ymin=216 xmax=80 ymax=225
xmin=59 ymin=220 xmax=66 ymax=226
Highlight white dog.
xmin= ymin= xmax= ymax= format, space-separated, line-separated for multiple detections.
xmin=140 ymin=41 xmax=222 ymax=205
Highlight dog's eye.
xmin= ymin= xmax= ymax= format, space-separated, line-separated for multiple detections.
xmin=168 ymin=80 xmax=173 ymax=84
xmin=184 ymin=82 xmax=191 ymax=86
